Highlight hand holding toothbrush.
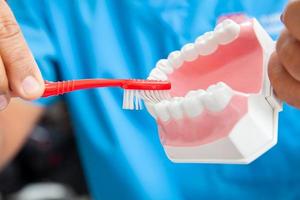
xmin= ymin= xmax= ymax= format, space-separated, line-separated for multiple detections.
xmin=0 ymin=0 xmax=169 ymax=111
xmin=0 ymin=0 xmax=44 ymax=111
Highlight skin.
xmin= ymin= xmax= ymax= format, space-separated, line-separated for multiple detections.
xmin=0 ymin=0 xmax=299 ymax=169
xmin=0 ymin=0 xmax=44 ymax=168
xmin=268 ymin=0 xmax=300 ymax=108
xmin=0 ymin=98 xmax=43 ymax=167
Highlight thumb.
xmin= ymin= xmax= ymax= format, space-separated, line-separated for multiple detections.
xmin=0 ymin=0 xmax=44 ymax=100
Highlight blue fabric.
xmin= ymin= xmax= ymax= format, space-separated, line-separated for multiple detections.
xmin=9 ymin=0 xmax=300 ymax=199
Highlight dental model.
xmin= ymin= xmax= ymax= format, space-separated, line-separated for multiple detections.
xmin=145 ymin=18 xmax=282 ymax=164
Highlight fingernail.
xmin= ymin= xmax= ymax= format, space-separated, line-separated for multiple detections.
xmin=22 ymin=76 xmax=41 ymax=96
xmin=0 ymin=95 xmax=8 ymax=110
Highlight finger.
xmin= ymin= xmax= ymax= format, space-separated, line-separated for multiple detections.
xmin=268 ymin=52 xmax=300 ymax=108
xmin=281 ymin=0 xmax=300 ymax=41
xmin=276 ymin=29 xmax=300 ymax=81
xmin=0 ymin=0 xmax=44 ymax=100
xmin=0 ymin=56 xmax=10 ymax=110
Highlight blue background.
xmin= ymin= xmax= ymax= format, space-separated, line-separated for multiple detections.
xmin=9 ymin=0 xmax=300 ymax=199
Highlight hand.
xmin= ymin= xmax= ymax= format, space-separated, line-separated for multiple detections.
xmin=268 ymin=0 xmax=300 ymax=108
xmin=0 ymin=0 xmax=44 ymax=111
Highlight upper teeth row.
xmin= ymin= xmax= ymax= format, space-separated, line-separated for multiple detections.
xmin=146 ymin=82 xmax=234 ymax=121
xmin=148 ymin=19 xmax=240 ymax=80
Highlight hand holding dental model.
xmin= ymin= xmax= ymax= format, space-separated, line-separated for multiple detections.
xmin=268 ymin=1 xmax=300 ymax=108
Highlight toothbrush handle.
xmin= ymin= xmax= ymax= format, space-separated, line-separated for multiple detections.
xmin=42 ymin=79 xmax=123 ymax=97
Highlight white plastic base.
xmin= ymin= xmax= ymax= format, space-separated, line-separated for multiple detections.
xmin=164 ymin=95 xmax=279 ymax=164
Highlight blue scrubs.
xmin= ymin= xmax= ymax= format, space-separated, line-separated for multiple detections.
xmin=9 ymin=0 xmax=300 ymax=199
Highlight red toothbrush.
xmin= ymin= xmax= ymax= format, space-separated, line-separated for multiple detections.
xmin=42 ymin=79 xmax=171 ymax=110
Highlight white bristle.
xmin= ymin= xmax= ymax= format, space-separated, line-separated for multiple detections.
xmin=122 ymin=89 xmax=171 ymax=110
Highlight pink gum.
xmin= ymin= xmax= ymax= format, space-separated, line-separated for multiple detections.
xmin=157 ymin=95 xmax=248 ymax=147
xmin=168 ymin=20 xmax=263 ymax=97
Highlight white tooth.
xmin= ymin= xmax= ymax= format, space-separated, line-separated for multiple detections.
xmin=206 ymin=84 xmax=218 ymax=92
xmin=214 ymin=21 xmax=224 ymax=32
xmin=156 ymin=59 xmax=174 ymax=74
xmin=197 ymin=89 xmax=206 ymax=96
xmin=172 ymin=96 xmax=184 ymax=101
xmin=168 ymin=50 xmax=184 ymax=69
xmin=145 ymin=103 xmax=157 ymax=119
xmin=186 ymin=89 xmax=207 ymax=99
xmin=167 ymin=98 xmax=184 ymax=120
xmin=214 ymin=19 xmax=240 ymax=45
xmin=182 ymin=96 xmax=204 ymax=118
xmin=195 ymin=31 xmax=218 ymax=55
xmin=203 ymin=82 xmax=233 ymax=112
xmin=154 ymin=100 xmax=171 ymax=122
xmin=185 ymin=90 xmax=199 ymax=98
xmin=148 ymin=68 xmax=168 ymax=80
xmin=181 ymin=43 xmax=198 ymax=62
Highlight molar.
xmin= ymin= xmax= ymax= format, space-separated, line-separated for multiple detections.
xmin=195 ymin=31 xmax=218 ymax=55
xmin=214 ymin=19 xmax=240 ymax=45
xmin=203 ymin=82 xmax=233 ymax=112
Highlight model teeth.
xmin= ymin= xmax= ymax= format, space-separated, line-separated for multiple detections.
xmin=181 ymin=43 xmax=198 ymax=62
xmin=167 ymin=50 xmax=183 ymax=69
xmin=203 ymin=82 xmax=233 ymax=112
xmin=148 ymin=20 xmax=241 ymax=81
xmin=148 ymin=68 xmax=168 ymax=80
xmin=145 ymin=103 xmax=157 ymax=119
xmin=167 ymin=98 xmax=184 ymax=120
xmin=146 ymin=21 xmax=239 ymax=118
xmin=214 ymin=19 xmax=240 ymax=45
xmin=149 ymin=82 xmax=234 ymax=121
xmin=155 ymin=100 xmax=171 ymax=122
xmin=182 ymin=95 xmax=204 ymax=118
xmin=156 ymin=59 xmax=174 ymax=74
xmin=195 ymin=31 xmax=218 ymax=56
xmin=186 ymin=90 xmax=199 ymax=98
xmin=186 ymin=89 xmax=206 ymax=99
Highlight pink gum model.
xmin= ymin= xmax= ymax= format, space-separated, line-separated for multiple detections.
xmin=146 ymin=18 xmax=282 ymax=164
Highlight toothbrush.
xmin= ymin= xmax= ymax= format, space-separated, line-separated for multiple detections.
xmin=42 ymin=79 xmax=171 ymax=110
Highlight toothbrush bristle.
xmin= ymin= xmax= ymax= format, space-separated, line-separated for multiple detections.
xmin=122 ymin=89 xmax=171 ymax=110
xmin=122 ymin=90 xmax=143 ymax=110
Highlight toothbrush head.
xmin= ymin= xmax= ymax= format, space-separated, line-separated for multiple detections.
xmin=121 ymin=79 xmax=171 ymax=110
xmin=121 ymin=79 xmax=171 ymax=90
